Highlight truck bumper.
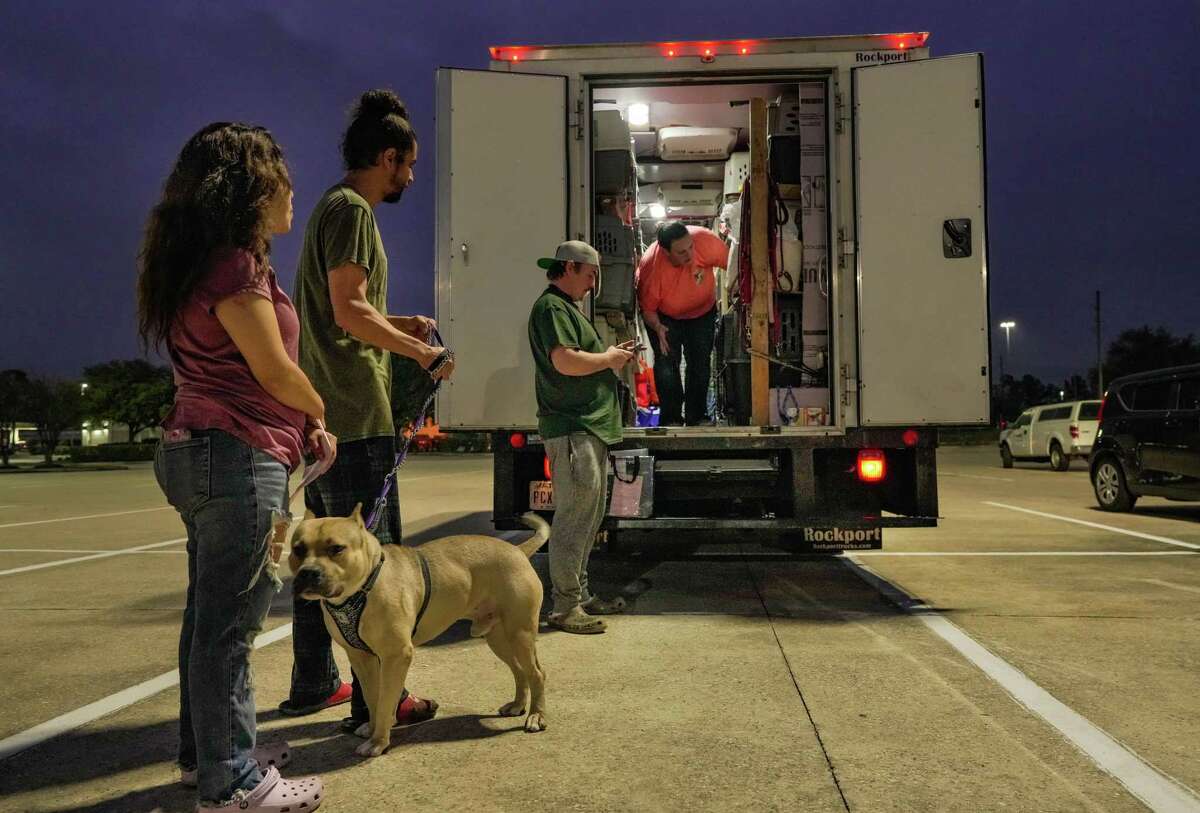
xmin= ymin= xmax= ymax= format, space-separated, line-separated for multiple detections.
xmin=492 ymin=428 xmax=940 ymax=549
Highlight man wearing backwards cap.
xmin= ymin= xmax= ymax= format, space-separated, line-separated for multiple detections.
xmin=528 ymin=241 xmax=635 ymax=634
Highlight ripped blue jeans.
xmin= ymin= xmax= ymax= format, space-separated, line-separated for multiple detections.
xmin=154 ymin=429 xmax=285 ymax=804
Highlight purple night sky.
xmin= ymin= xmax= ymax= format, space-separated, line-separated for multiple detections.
xmin=2 ymin=1 xmax=1197 ymax=384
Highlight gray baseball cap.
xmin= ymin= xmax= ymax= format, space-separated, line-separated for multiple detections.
xmin=536 ymin=240 xmax=601 ymax=270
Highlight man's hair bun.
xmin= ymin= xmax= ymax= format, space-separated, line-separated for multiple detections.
xmin=353 ymin=89 xmax=408 ymax=121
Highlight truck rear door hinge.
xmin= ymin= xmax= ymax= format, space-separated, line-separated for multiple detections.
xmin=573 ymin=97 xmax=585 ymax=141
xmin=837 ymin=227 xmax=854 ymax=270
xmin=841 ymin=364 xmax=858 ymax=407
xmin=835 ymin=91 xmax=848 ymax=134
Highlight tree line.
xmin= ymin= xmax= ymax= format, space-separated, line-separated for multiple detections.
xmin=1 ymin=324 xmax=1196 ymax=465
xmin=993 ymin=325 xmax=1200 ymax=422
xmin=0 ymin=360 xmax=174 ymax=466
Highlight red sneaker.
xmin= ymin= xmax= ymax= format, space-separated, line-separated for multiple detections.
xmin=395 ymin=693 xmax=439 ymax=725
xmin=277 ymin=681 xmax=353 ymax=717
xmin=340 ymin=692 xmax=439 ymax=734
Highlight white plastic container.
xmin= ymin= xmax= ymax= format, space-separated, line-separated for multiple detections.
xmin=657 ymin=126 xmax=738 ymax=160
xmin=652 ymin=181 xmax=723 ymax=215
xmin=593 ymin=109 xmax=632 ymax=151
xmin=723 ymin=152 xmax=751 ymax=200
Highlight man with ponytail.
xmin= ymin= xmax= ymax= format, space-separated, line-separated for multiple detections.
xmin=281 ymin=89 xmax=448 ymax=732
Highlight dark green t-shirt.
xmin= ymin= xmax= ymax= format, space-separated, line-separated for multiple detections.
xmin=527 ymin=286 xmax=622 ymax=446
xmin=293 ymin=184 xmax=392 ymax=441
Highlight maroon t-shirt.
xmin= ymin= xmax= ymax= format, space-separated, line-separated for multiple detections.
xmin=162 ymin=247 xmax=306 ymax=469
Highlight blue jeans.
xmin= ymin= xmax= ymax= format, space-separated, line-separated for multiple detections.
xmin=154 ymin=429 xmax=286 ymax=804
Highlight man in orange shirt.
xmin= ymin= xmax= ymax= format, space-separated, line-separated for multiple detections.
xmin=637 ymin=222 xmax=728 ymax=425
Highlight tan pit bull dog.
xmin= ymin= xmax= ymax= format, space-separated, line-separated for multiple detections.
xmin=290 ymin=506 xmax=550 ymax=757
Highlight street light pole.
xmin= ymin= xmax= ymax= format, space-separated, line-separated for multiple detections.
xmin=998 ymin=321 xmax=1016 ymax=383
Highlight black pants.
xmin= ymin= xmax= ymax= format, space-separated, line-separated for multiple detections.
xmin=288 ymin=435 xmax=402 ymax=720
xmin=654 ymin=308 xmax=717 ymax=426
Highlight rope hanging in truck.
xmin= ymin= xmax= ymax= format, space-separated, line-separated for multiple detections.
xmin=735 ymin=175 xmax=788 ymax=351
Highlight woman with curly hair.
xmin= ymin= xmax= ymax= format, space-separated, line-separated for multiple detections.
xmin=138 ymin=122 xmax=331 ymax=812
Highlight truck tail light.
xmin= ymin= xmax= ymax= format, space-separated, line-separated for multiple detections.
xmin=857 ymin=450 xmax=886 ymax=483
xmin=544 ymin=455 xmax=553 ymax=480
xmin=1097 ymin=395 xmax=1107 ymax=423
xmin=1069 ymin=424 xmax=1080 ymax=439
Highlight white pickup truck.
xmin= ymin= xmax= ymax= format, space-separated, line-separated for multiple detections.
xmin=432 ymin=32 xmax=992 ymax=552
xmin=1000 ymin=400 xmax=1102 ymax=471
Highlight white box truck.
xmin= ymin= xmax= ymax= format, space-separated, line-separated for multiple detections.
xmin=433 ymin=32 xmax=991 ymax=551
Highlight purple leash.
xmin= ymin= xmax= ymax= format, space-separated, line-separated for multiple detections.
xmin=364 ymin=329 xmax=450 ymax=532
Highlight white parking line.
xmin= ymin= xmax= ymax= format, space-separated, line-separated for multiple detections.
xmin=0 ymin=538 xmax=186 ymax=577
xmin=844 ymin=557 xmax=1200 ymax=812
xmin=0 ymin=623 xmax=293 ymax=761
xmin=985 ymin=502 xmax=1200 ymax=551
xmin=941 ymin=471 xmax=1015 ymax=483
xmin=0 ymin=507 xmax=171 ymax=530
xmin=1137 ymin=579 xmax=1200 ymax=596
xmin=853 ymin=551 xmax=1196 ymax=557
xmin=0 ymin=548 xmax=187 ymax=555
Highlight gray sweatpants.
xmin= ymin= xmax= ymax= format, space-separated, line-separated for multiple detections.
xmin=544 ymin=432 xmax=608 ymax=615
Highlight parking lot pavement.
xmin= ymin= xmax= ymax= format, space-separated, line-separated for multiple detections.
xmin=0 ymin=448 xmax=1197 ymax=812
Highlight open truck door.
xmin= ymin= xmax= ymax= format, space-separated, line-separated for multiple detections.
xmin=852 ymin=54 xmax=990 ymax=426
xmin=435 ymin=69 xmax=568 ymax=429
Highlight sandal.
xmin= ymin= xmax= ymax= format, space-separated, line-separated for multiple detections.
xmin=181 ymin=741 xmax=292 ymax=787
xmin=582 ymin=595 xmax=627 ymax=615
xmin=196 ymin=766 xmax=322 ymax=812
xmin=547 ymin=606 xmax=607 ymax=635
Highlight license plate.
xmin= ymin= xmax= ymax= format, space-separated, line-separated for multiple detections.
xmin=529 ymin=480 xmax=555 ymax=510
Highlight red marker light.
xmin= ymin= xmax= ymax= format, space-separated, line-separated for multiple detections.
xmin=511 ymin=54 xmax=520 ymax=61
xmin=509 ymin=432 xmax=526 ymax=449
xmin=704 ymin=48 xmax=712 ymax=55
xmin=857 ymin=450 xmax=886 ymax=483
xmin=667 ymin=49 xmax=675 ymax=57
xmin=740 ymin=46 xmax=748 ymax=54
xmin=902 ymin=429 xmax=919 ymax=447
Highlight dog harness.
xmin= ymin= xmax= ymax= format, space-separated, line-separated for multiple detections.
xmin=322 ymin=551 xmax=432 ymax=655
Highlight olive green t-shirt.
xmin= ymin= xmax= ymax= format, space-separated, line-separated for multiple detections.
xmin=527 ymin=286 xmax=622 ymax=446
xmin=293 ymin=184 xmax=392 ymax=441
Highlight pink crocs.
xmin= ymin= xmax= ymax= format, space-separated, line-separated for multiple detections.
xmin=196 ymin=766 xmax=323 ymax=812
xmin=181 ymin=741 xmax=293 ymax=788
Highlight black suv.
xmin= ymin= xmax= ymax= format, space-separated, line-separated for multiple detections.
xmin=1089 ymin=363 xmax=1200 ymax=511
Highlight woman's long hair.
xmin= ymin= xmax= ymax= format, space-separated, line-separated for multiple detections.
xmin=137 ymin=122 xmax=290 ymax=349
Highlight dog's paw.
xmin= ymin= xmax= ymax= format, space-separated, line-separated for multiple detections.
xmin=524 ymin=712 xmax=547 ymax=733
xmin=498 ymin=700 xmax=526 ymax=717
xmin=356 ymin=738 xmax=389 ymax=758
xmin=354 ymin=721 xmax=372 ymax=739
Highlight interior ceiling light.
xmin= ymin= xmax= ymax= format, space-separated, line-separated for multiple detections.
xmin=627 ymin=102 xmax=649 ymax=127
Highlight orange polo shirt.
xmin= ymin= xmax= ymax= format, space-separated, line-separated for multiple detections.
xmin=636 ymin=226 xmax=728 ymax=320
